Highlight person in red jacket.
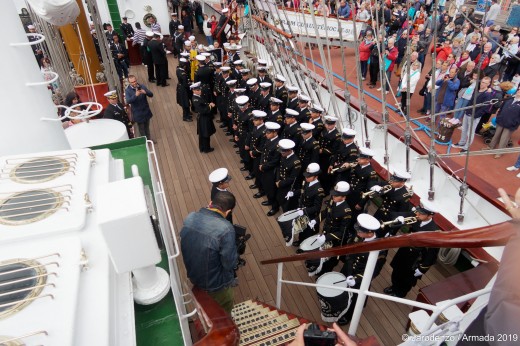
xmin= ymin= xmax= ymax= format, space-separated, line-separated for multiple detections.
xmin=377 ymin=37 xmax=398 ymax=93
xmin=359 ymin=31 xmax=376 ymax=81
xmin=435 ymin=40 xmax=452 ymax=62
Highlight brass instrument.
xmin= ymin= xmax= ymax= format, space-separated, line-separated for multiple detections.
xmin=361 ymin=184 xmax=392 ymax=199
xmin=381 ymin=217 xmax=417 ymax=228
xmin=330 ymin=162 xmax=358 ymax=174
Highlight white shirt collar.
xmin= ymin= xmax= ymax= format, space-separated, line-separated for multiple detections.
xmin=335 ymin=200 xmax=344 ymax=206
xmin=309 ymin=180 xmax=319 ymax=187
xmin=420 ymin=218 xmax=433 ymax=227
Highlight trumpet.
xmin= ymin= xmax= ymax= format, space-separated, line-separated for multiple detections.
xmin=361 ymin=184 xmax=392 ymax=199
xmin=330 ymin=162 xmax=358 ymax=174
xmin=381 ymin=217 xmax=417 ymax=228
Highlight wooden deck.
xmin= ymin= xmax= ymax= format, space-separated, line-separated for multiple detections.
xmin=130 ymin=56 xmax=459 ymax=345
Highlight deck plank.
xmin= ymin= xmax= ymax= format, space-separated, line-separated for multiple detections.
xmin=131 ymin=59 xmax=462 ymax=345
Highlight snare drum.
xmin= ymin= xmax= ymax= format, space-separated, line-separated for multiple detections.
xmin=300 ymin=235 xmax=325 ymax=276
xmin=276 ymin=209 xmax=307 ymax=246
xmin=316 ymin=272 xmax=352 ymax=323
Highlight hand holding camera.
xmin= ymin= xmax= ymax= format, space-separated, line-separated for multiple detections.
xmin=288 ymin=323 xmax=357 ymax=346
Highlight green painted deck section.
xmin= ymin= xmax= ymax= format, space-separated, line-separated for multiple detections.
xmin=90 ymin=137 xmax=183 ymax=345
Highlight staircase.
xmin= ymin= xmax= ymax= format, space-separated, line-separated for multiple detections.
xmin=231 ymin=300 xmax=306 ymax=346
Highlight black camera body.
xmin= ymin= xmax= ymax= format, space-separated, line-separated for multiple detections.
xmin=303 ymin=324 xmax=337 ymax=346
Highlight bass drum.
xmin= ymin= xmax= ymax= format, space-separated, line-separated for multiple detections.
xmin=276 ymin=210 xmax=306 ymax=246
xmin=300 ymin=235 xmax=324 ymax=277
xmin=316 ymin=272 xmax=352 ymax=323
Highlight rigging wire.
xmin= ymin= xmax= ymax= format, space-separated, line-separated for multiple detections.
xmin=404 ymin=0 xmax=413 ymax=173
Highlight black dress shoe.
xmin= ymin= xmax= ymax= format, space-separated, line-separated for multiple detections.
xmin=292 ymin=241 xmax=300 ymax=247
xmin=166 ymin=77 xmax=171 ymax=80
xmin=337 ymin=316 xmax=351 ymax=326
xmin=295 ymin=248 xmax=304 ymax=254
xmin=235 ymin=150 xmax=240 ymax=154
xmin=253 ymin=192 xmax=265 ymax=198
xmin=225 ymin=132 xmax=232 ymax=136
xmin=216 ymin=119 xmax=222 ymax=123
xmin=267 ymin=208 xmax=279 ymax=216
xmin=162 ymin=83 xmax=170 ymax=87
xmin=240 ymin=167 xmax=247 ymax=171
xmin=219 ymin=124 xmax=226 ymax=128
xmin=229 ymin=139 xmax=235 ymax=142
xmin=149 ymin=79 xmax=156 ymax=82
xmin=183 ymin=118 xmax=193 ymax=122
xmin=261 ymin=201 xmax=272 ymax=206
xmin=204 ymin=148 xmax=215 ymax=153
xmin=245 ymin=175 xmax=254 ymax=180
xmin=239 ymin=159 xmax=244 ymax=163
xmin=383 ymin=286 xmax=394 ymax=295
xmin=249 ymin=184 xmax=257 ymax=189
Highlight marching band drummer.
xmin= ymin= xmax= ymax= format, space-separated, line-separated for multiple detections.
xmin=209 ymin=168 xmax=233 ymax=223
xmin=328 ymin=128 xmax=359 ymax=183
xmin=383 ymin=200 xmax=440 ymax=298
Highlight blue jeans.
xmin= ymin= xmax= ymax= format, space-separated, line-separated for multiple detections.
xmin=423 ymin=91 xmax=432 ymax=114
xmin=206 ymin=35 xmax=214 ymax=45
xmin=360 ymin=61 xmax=368 ymax=78
xmin=454 ymin=98 xmax=470 ymax=120
xmin=515 ymin=154 xmax=520 ymax=168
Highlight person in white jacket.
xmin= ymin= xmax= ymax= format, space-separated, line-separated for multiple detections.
xmin=202 ymin=14 xmax=214 ymax=45
xmin=398 ymin=61 xmax=421 ymax=116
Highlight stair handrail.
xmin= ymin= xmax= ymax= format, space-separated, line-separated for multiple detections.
xmin=216 ymin=2 xmax=239 ymax=45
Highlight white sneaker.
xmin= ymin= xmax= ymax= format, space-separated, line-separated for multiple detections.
xmin=377 ymin=87 xmax=382 ymax=91
xmin=517 ymin=172 xmax=520 ymax=178
xmin=507 ymin=166 xmax=520 ymax=171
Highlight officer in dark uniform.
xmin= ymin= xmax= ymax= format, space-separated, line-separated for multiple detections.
xmin=194 ymin=55 xmax=214 ymax=102
xmin=120 ymin=17 xmax=134 ymax=38
xmin=176 ymin=58 xmax=193 ymax=122
xmin=169 ymin=13 xmax=181 ymax=38
xmin=309 ymin=104 xmax=325 ymax=139
xmin=191 ymin=82 xmax=216 ymax=153
xmin=209 ymin=168 xmax=234 ymax=225
xmin=318 ymin=116 xmax=341 ymax=194
xmin=149 ymin=33 xmax=168 ymax=86
xmin=348 ymin=147 xmax=378 ymax=213
xmin=286 ymin=85 xmax=300 ymax=111
xmin=227 ymin=44 xmax=241 ymax=64
xmin=246 ymin=110 xmax=267 ymax=183
xmin=298 ymin=123 xmax=320 ymax=178
xmin=214 ymin=63 xmax=226 ymax=125
xmin=257 ymin=66 xmax=273 ymax=85
xmin=383 ymin=201 xmax=440 ymax=298
xmin=275 ymin=139 xmax=302 ymax=213
xmin=235 ymin=96 xmax=254 ymax=174
xmin=103 ymin=90 xmax=133 ymax=138
xmin=256 ymin=122 xmax=281 ymax=216
xmin=293 ymin=163 xmax=325 ymax=245
xmin=231 ymin=60 xmax=243 ymax=81
xmin=274 ymin=74 xmax=289 ymax=113
xmin=173 ymin=25 xmax=184 ymax=58
xmin=297 ymin=95 xmax=311 ymax=123
xmin=268 ymin=97 xmax=284 ymax=127
xmin=110 ymin=34 xmax=129 ymax=79
xmin=339 ymin=213 xmax=387 ymax=325
xmin=246 ymin=78 xmax=260 ymax=110
xmin=369 ymin=169 xmax=413 ymax=236
xmin=225 ymin=79 xmax=238 ymax=137
xmin=328 ymin=128 xmax=359 ymax=183
xmin=281 ymin=109 xmax=301 ymax=150
xmin=239 ymin=68 xmax=250 ymax=89
xmin=104 ymin=23 xmax=119 ymax=44
xmin=257 ymin=82 xmax=273 ymax=114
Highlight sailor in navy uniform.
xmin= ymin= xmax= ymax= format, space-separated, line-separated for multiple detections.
xmin=169 ymin=13 xmax=181 ymax=39
xmin=286 ymin=85 xmax=300 ymax=111
xmin=231 ymin=60 xmax=243 ymax=81
xmin=318 ymin=116 xmax=341 ymax=194
xmin=239 ymin=68 xmax=251 ymax=89
xmin=292 ymin=163 xmax=325 ymax=245
xmin=120 ymin=17 xmax=134 ymax=38
xmin=309 ymin=104 xmax=325 ymax=139
xmin=306 ymin=181 xmax=353 ymax=277
xmin=194 ymin=55 xmax=214 ymax=102
xmin=246 ymin=78 xmax=260 ymax=110
xmin=110 ymin=34 xmax=129 ymax=79
xmin=103 ymin=90 xmax=134 ymax=138
xmin=328 ymin=128 xmax=359 ymax=183
xmin=348 ymin=147 xmax=378 ymax=213
xmin=214 ymin=63 xmax=227 ymax=125
xmin=209 ymin=168 xmax=233 ymax=222
xmin=257 ymin=82 xmax=273 ymax=114
xmin=104 ymin=23 xmax=119 ymax=44
xmin=257 ymin=66 xmax=273 ymax=86
xmin=297 ymin=95 xmax=312 ymax=123
xmin=338 ymin=214 xmax=387 ymax=325
xmin=234 ymin=96 xmax=254 ymax=175
xmin=176 ymin=58 xmax=193 ymax=122
xmin=245 ymin=110 xmax=267 ymax=184
xmin=281 ymin=108 xmax=301 ymax=142
xmin=268 ymin=97 xmax=284 ymax=127
xmin=225 ymin=79 xmax=238 ymax=137
xmin=227 ymin=44 xmax=241 ymax=64
xmin=298 ymin=123 xmax=320 ymax=180
xmin=370 ymin=169 xmax=413 ymax=235
xmin=173 ymin=25 xmax=184 ymax=58
xmin=274 ymin=74 xmax=289 ymax=113
xmin=191 ymin=82 xmax=216 ymax=153
xmin=384 ymin=201 xmax=440 ymax=298
xmin=275 ymin=139 xmax=302 ymax=213
xmin=255 ymin=122 xmax=281 ymax=214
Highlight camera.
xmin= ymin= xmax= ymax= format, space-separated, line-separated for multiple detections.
xmin=303 ymin=323 xmax=337 ymax=346
xmin=137 ymin=86 xmax=142 ymax=90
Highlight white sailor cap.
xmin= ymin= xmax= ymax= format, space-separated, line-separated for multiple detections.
xmin=178 ymin=25 xmax=184 ymax=29
xmin=146 ymin=31 xmax=155 ymax=37
xmin=240 ymin=68 xmax=250 ymax=74
xmin=222 ymin=8 xmax=229 ymax=13
xmin=184 ymin=40 xmax=191 ymax=46
xmin=247 ymin=78 xmax=258 ymax=85
xmin=279 ymin=139 xmax=295 ymax=150
xmin=91 ymin=30 xmax=96 ymax=34
xmin=285 ymin=109 xmax=299 ymax=117
xmin=226 ymin=79 xmax=237 ymax=86
xmin=229 ymin=44 xmax=242 ymax=50
xmin=27 ymin=24 xmax=35 ymax=29
xmin=275 ymin=74 xmax=286 ymax=82
xmin=104 ymin=90 xmax=117 ymax=99
xmin=190 ymin=82 xmax=202 ymax=90
xmin=287 ymin=85 xmax=299 ymax=92
xmin=171 ymin=12 xmax=178 ymax=16
xmin=390 ymin=168 xmax=411 ymax=182
xmin=201 ymin=52 xmax=211 ymax=57
xmin=233 ymin=60 xmax=243 ymax=65
xmin=223 ymin=42 xmax=231 ymax=48
xmin=236 ymin=95 xmax=249 ymax=105
xmin=265 ymin=121 xmax=281 ymax=131
xmin=179 ymin=58 xmax=187 ymax=63
xmin=235 ymin=88 xmax=246 ymax=93
xmin=415 ymin=200 xmax=438 ymax=215
xmin=257 ymin=59 xmax=267 ymax=65
xmin=180 ymin=52 xmax=190 ymax=57
xmin=310 ymin=104 xmax=324 ymax=113
xmin=331 ymin=181 xmax=350 ymax=196
xmin=214 ymin=61 xmax=222 ymax=66
xmin=207 ymin=45 xmax=215 ymax=50
xmin=300 ymin=123 xmax=315 ymax=132
xmin=270 ymin=97 xmax=283 ymax=104
xmin=195 ymin=55 xmax=206 ymax=61
xmin=257 ymin=66 xmax=268 ymax=71
xmin=324 ymin=115 xmax=339 ymax=123
xmin=355 ymin=214 xmax=380 ymax=232
xmin=342 ymin=128 xmax=357 ymax=138
xmin=298 ymin=94 xmax=311 ymax=102
xmin=198 ymin=44 xmax=204 ymax=50
xmin=221 ymin=66 xmax=231 ymax=72
xmin=358 ymin=146 xmax=375 ymax=158
xmin=209 ymin=168 xmax=231 ymax=184
xmin=303 ymin=163 xmax=321 ymax=177
xmin=260 ymin=82 xmax=272 ymax=89
xmin=189 ymin=35 xmax=196 ymax=41
xmin=153 ymin=32 xmax=163 ymax=38
xmin=252 ymin=110 xmax=267 ymax=118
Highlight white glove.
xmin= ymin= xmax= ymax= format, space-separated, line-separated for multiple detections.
xmin=285 ymin=191 xmax=294 ymax=200
xmin=315 ymin=234 xmax=326 ymax=246
xmin=395 ymin=216 xmax=405 ymax=224
xmin=414 ymin=269 xmax=423 ymax=277
xmin=346 ymin=275 xmax=356 ymax=287
xmin=370 ymin=185 xmax=382 ymax=192
xmin=166 ymin=50 xmax=172 ymax=54
xmin=296 ymin=209 xmax=304 ymax=216
xmin=308 ymin=219 xmax=317 ymax=229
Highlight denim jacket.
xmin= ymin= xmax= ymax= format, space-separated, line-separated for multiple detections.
xmin=180 ymin=208 xmax=237 ymax=292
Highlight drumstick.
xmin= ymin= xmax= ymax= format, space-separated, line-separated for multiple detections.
xmin=333 ymin=279 xmax=346 ymax=284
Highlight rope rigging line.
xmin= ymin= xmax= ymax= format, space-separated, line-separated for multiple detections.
xmin=404 ymin=0 xmax=414 ymax=173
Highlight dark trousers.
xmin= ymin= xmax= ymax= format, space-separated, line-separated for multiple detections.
xmin=369 ymin=61 xmax=379 ymax=85
xmin=199 ymin=135 xmax=211 ymax=152
xmin=182 ymin=106 xmax=191 ymax=120
xmin=400 ymin=91 xmax=412 ymax=115
xmin=115 ymin=59 xmax=129 ymax=79
xmin=137 ymin=120 xmax=151 ymax=140
xmin=155 ymin=63 xmax=167 ymax=86
xmin=391 ymin=265 xmax=417 ymax=297
xmin=261 ymin=169 xmax=277 ymax=205
xmin=146 ymin=60 xmax=155 ymax=80
xmin=253 ymin=158 xmax=263 ymax=192
xmin=360 ymin=60 xmax=368 ymax=78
